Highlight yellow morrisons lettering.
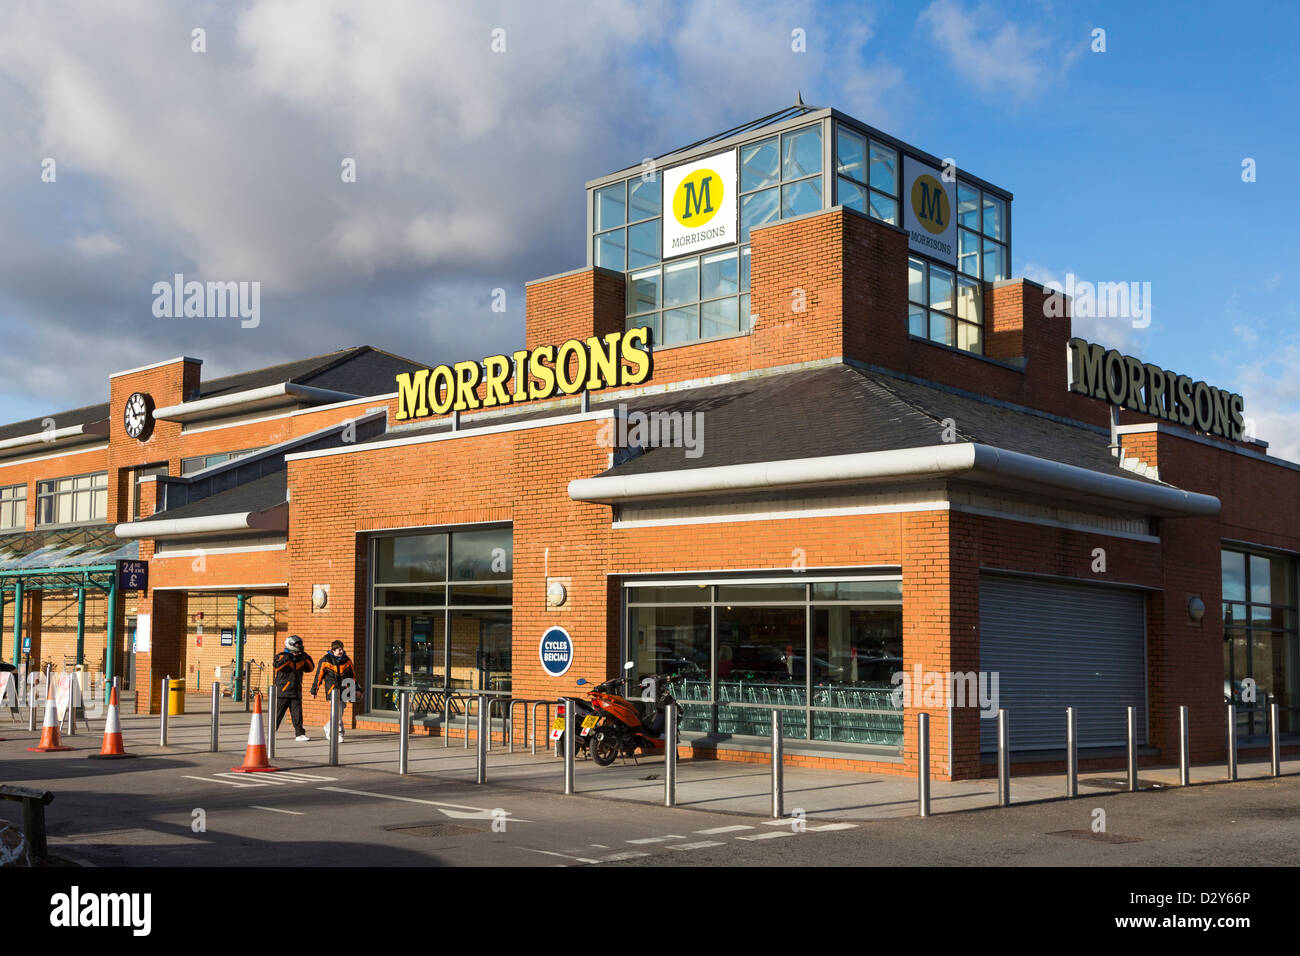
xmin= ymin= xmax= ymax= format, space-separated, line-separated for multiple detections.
xmin=395 ymin=327 xmax=654 ymax=421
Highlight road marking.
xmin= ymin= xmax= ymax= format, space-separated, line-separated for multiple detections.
xmin=318 ymin=786 xmax=532 ymax=822
xmin=250 ymin=806 xmax=306 ymax=815
xmin=626 ymin=834 xmax=685 ymax=844
xmin=737 ymin=831 xmax=798 ymax=841
xmin=274 ymin=771 xmax=338 ymax=782
xmin=181 ymin=775 xmax=266 ymax=789
xmin=806 ymin=822 xmax=857 ymax=832
xmin=521 ymin=848 xmax=602 ymax=864
xmin=668 ymin=841 xmax=724 ymax=851
xmin=589 ymin=844 xmax=609 ymax=849
xmin=695 ymin=825 xmax=753 ymax=834
xmin=599 ymin=851 xmax=651 ymax=862
xmin=216 ymin=772 xmax=295 ymax=785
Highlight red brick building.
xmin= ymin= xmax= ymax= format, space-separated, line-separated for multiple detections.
xmin=13 ymin=103 xmax=1298 ymax=779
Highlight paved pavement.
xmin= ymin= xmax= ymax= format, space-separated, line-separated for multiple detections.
xmin=3 ymin=694 xmax=1299 ymax=866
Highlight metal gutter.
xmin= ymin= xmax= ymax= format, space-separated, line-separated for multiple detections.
xmin=114 ymin=503 xmax=288 ymax=540
xmin=153 ymin=383 xmax=360 ymax=422
xmin=0 ymin=420 xmax=110 ymax=453
xmin=568 ymin=443 xmax=1221 ymax=518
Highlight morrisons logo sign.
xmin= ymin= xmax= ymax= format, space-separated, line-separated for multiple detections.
xmin=1067 ymin=337 xmax=1245 ymax=441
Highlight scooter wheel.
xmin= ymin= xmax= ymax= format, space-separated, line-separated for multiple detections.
xmin=590 ymin=730 xmax=619 ymax=767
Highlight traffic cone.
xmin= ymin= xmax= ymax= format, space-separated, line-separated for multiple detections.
xmin=88 ymin=687 xmax=138 ymax=759
xmin=27 ymin=690 xmax=73 ymax=752
xmin=230 ymin=692 xmax=278 ymax=773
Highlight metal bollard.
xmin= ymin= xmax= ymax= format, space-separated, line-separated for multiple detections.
xmin=1126 ymin=706 xmax=1138 ymax=792
xmin=475 ymin=694 xmax=487 ymax=784
xmin=244 ymin=660 xmax=254 ymax=711
xmin=1271 ymin=703 xmax=1281 ymax=777
xmin=1065 ymin=706 xmax=1078 ymax=798
xmin=464 ymin=698 xmax=471 ymax=750
xmin=1179 ymin=705 xmax=1190 ymax=786
xmin=210 ymin=681 xmax=221 ymax=753
xmin=328 ymin=688 xmax=341 ymax=768
xmin=443 ymin=697 xmax=451 ymax=749
xmin=159 ymin=677 xmax=170 ymax=746
xmin=65 ymin=676 xmax=76 ymax=737
xmin=665 ymin=703 xmax=678 ymax=808
xmin=770 ymin=710 xmax=785 ymax=819
xmin=1226 ymin=703 xmax=1238 ymax=781
xmin=996 ymin=709 xmax=1010 ymax=807
xmin=27 ymin=674 xmax=37 ymax=731
xmin=268 ymin=684 xmax=277 ymax=760
xmin=563 ymin=698 xmax=575 ymax=795
xmin=917 ymin=712 xmax=930 ymax=817
xmin=398 ymin=691 xmax=410 ymax=775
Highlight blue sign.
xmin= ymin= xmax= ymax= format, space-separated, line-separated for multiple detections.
xmin=22 ymin=637 xmax=31 ymax=651
xmin=117 ymin=559 xmax=148 ymax=592
xmin=539 ymin=627 xmax=574 ymax=677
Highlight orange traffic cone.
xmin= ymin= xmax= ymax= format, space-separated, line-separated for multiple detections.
xmin=88 ymin=687 xmax=138 ymax=759
xmin=27 ymin=689 xmax=73 ymax=752
xmin=230 ymin=692 xmax=278 ymax=773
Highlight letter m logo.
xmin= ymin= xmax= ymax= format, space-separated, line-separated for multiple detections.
xmin=918 ymin=182 xmax=944 ymax=227
xmin=681 ymin=176 xmax=714 ymax=220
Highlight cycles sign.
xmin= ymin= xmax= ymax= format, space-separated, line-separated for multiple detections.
xmin=539 ymin=626 xmax=574 ymax=677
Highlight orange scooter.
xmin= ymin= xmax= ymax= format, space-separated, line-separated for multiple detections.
xmin=578 ymin=661 xmax=681 ymax=767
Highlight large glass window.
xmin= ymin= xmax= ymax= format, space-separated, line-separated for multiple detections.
xmin=36 ymin=472 xmax=107 ymax=526
xmin=957 ymin=181 xmax=1009 ymax=282
xmin=370 ymin=526 xmax=512 ymax=714
xmin=131 ymin=463 xmax=167 ymax=520
xmin=626 ymin=575 xmax=903 ymax=749
xmin=180 ymin=447 xmax=263 ymax=476
xmin=1223 ymin=548 xmax=1299 ymax=735
xmin=594 ymin=177 xmax=661 ymax=273
xmin=0 ymin=484 xmax=26 ymax=530
xmin=834 ymin=123 xmax=900 ymax=226
xmin=909 ymin=256 xmax=983 ymax=354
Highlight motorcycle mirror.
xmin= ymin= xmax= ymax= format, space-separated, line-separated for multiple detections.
xmin=576 ymin=678 xmax=587 ymax=685
xmin=623 ymin=661 xmax=634 ymax=670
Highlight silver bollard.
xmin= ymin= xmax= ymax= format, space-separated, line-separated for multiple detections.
xmin=1271 ymin=702 xmax=1281 ymax=777
xmin=1065 ymin=706 xmax=1078 ymax=798
xmin=1127 ymin=706 xmax=1138 ymax=792
xmin=665 ymin=703 xmax=678 ymax=808
xmin=268 ymin=684 xmax=277 ymax=760
xmin=917 ymin=712 xmax=931 ymax=817
xmin=328 ymin=688 xmax=341 ymax=768
xmin=210 ymin=681 xmax=221 ymax=753
xmin=475 ymin=694 xmax=487 ymax=784
xmin=65 ymin=675 xmax=77 ymax=737
xmin=245 ymin=660 xmax=254 ymax=712
xmin=27 ymin=673 xmax=37 ymax=732
xmin=771 ymin=709 xmax=784 ymax=819
xmin=464 ymin=697 xmax=471 ymax=749
xmin=398 ymin=691 xmax=410 ymax=775
xmin=1179 ymin=705 xmax=1190 ymax=786
xmin=159 ymin=677 xmax=170 ymax=746
xmin=997 ymin=709 xmax=1010 ymax=807
xmin=1226 ymin=703 xmax=1238 ymax=781
xmin=443 ymin=697 xmax=451 ymax=748
xmin=563 ymin=698 xmax=576 ymax=795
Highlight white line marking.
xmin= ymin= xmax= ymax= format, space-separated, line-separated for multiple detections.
xmin=626 ymin=834 xmax=686 ymax=845
xmin=521 ymin=848 xmax=601 ymax=864
xmin=589 ymin=844 xmax=609 ymax=849
xmin=668 ymin=841 xmax=724 ymax=851
xmin=275 ymin=771 xmax=338 ymax=782
xmin=318 ymin=786 xmax=493 ymax=812
xmin=695 ymin=825 xmax=753 ymax=834
xmin=737 ymin=831 xmax=798 ymax=841
xmin=806 ymin=822 xmax=858 ymax=832
xmin=249 ymin=806 xmax=306 ymax=815
xmin=600 ymin=851 xmax=651 ymax=862
xmin=216 ymin=772 xmax=293 ymax=786
xmin=181 ymin=774 xmax=266 ymax=789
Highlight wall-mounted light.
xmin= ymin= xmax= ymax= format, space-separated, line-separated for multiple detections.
xmin=546 ymin=580 xmax=568 ymax=608
xmin=312 ymin=585 xmax=329 ymax=610
xmin=1188 ymin=596 xmax=1205 ymax=622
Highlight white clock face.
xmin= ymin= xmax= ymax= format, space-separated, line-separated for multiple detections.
xmin=124 ymin=392 xmax=152 ymax=439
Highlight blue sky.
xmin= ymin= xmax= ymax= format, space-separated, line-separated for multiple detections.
xmin=1 ymin=0 xmax=1297 ymax=453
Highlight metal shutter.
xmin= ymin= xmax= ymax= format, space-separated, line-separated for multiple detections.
xmin=978 ymin=574 xmax=1147 ymax=752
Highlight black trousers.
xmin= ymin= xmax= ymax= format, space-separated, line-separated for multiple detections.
xmin=275 ymin=695 xmax=304 ymax=735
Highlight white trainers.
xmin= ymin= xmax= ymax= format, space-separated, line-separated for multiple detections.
xmin=295 ymin=734 xmax=310 ymax=741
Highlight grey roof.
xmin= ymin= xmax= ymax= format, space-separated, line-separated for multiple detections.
xmin=137 ymin=471 xmax=287 ymax=523
xmin=198 ymin=346 xmax=426 ymax=399
xmin=0 ymin=402 xmax=110 ymax=443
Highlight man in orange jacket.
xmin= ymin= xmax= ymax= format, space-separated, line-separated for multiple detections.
xmin=312 ymin=640 xmax=358 ymax=743
xmin=273 ymin=635 xmax=314 ymax=741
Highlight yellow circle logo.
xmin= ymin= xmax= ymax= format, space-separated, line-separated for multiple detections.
xmin=910 ymin=174 xmax=949 ymax=235
xmin=673 ymin=169 xmax=722 ymax=227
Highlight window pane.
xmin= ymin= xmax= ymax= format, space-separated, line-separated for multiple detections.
xmin=740 ymin=137 xmax=779 ymax=192
xmin=909 ymin=305 xmax=927 ymax=337
xmin=717 ymin=583 xmax=807 ymax=603
xmin=868 ymin=192 xmax=898 ymax=225
xmin=628 ymin=176 xmax=660 ymax=221
xmin=1250 ymin=555 xmax=1272 ymax=604
xmin=930 ymin=311 xmax=955 ymax=346
xmin=811 ymin=580 xmax=903 ymax=602
xmin=908 ymin=258 xmax=926 ymax=304
xmin=701 ymin=296 xmax=740 ymax=338
xmin=839 ymin=177 xmax=867 ymax=214
xmin=1270 ymin=558 xmax=1296 ymax=607
xmin=448 ymin=583 xmax=513 ymax=606
xmin=376 ymin=534 xmax=448 ymax=584
xmin=627 ymin=267 xmax=661 ymax=315
xmin=627 ymin=220 xmax=660 ymax=269
xmin=957 ymin=275 xmax=981 ymax=323
xmin=836 ymin=128 xmax=866 ymax=181
xmin=701 ymin=249 xmax=738 ymax=299
xmin=957 ymin=183 xmax=980 ymax=230
xmin=929 ymin=265 xmax=954 ymax=312
xmin=739 ymin=187 xmax=778 ymax=242
xmin=450 ymin=527 xmax=512 ymax=581
xmin=957 ymin=320 xmax=983 ymax=353
xmin=91 ymin=488 xmax=107 ymax=519
xmin=781 ymin=178 xmax=822 ymax=219
xmin=982 ymin=239 xmax=1006 ymax=281
xmin=448 ymin=608 xmax=511 ymax=693
xmin=1222 ymin=552 xmax=1247 ymax=602
xmin=782 ymin=125 xmax=822 ymax=180
xmin=594 ymin=230 xmax=625 ymax=271
xmin=663 ymin=258 xmax=698 ymax=308
xmin=629 ymin=604 xmax=711 ymax=731
xmin=662 ymin=305 xmax=698 ymax=344
xmin=869 ymin=143 xmax=898 ymax=195
xmin=373 ymin=587 xmax=447 ymax=608
xmin=627 ymin=585 xmax=710 ymax=604
xmin=56 ymin=494 xmax=72 ymax=524
xmin=627 ymin=311 xmax=659 ymax=342
xmin=982 ymin=194 xmax=1006 ymax=240
xmin=595 ymin=182 xmax=625 ymax=230
xmin=740 ymin=293 xmax=753 ymax=330
xmin=959 ymin=228 xmax=981 ymax=278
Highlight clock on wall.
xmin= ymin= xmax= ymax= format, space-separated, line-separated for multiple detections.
xmin=123 ymin=392 xmax=154 ymax=440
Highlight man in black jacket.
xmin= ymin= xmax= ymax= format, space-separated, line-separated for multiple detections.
xmin=273 ymin=635 xmax=314 ymax=741
xmin=312 ymin=640 xmax=359 ymax=742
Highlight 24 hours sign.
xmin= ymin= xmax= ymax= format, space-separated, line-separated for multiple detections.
xmin=661 ymin=150 xmax=737 ymax=258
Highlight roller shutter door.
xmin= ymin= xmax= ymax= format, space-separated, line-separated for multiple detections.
xmin=978 ymin=575 xmax=1147 ymax=752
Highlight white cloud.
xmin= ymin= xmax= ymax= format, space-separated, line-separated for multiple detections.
xmin=71 ymin=232 xmax=124 ymax=258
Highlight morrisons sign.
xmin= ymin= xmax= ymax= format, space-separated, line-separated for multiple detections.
xmin=1067 ymin=338 xmax=1245 ymax=441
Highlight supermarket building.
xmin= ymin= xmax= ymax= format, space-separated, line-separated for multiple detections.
xmin=5 ymin=102 xmax=1297 ymax=779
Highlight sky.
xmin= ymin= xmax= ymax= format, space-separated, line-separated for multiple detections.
xmin=1 ymin=0 xmax=1297 ymax=454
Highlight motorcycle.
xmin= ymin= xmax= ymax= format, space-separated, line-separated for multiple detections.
xmin=549 ymin=693 xmax=599 ymax=757
xmin=581 ymin=661 xmax=682 ymax=767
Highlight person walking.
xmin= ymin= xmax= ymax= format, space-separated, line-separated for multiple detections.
xmin=273 ymin=635 xmax=314 ymax=741
xmin=311 ymin=640 xmax=359 ymax=742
